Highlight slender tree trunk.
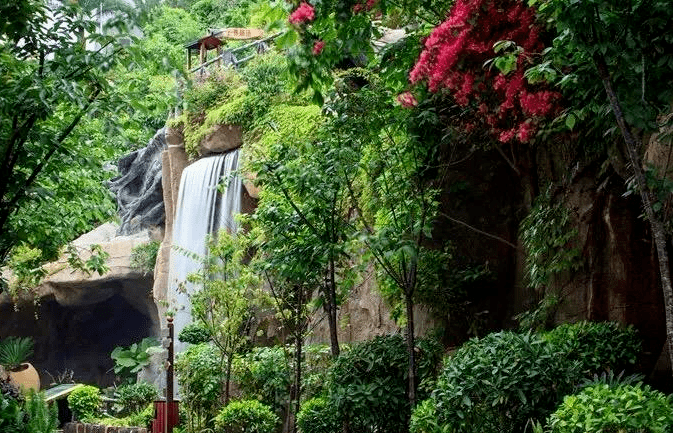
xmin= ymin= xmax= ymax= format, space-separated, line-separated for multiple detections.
xmin=292 ymin=330 xmax=303 ymax=433
xmin=224 ymin=355 xmax=233 ymax=404
xmin=405 ymin=292 xmax=416 ymax=408
xmin=291 ymin=285 xmax=305 ymax=433
xmin=327 ymin=257 xmax=340 ymax=357
xmin=593 ymin=53 xmax=673 ymax=373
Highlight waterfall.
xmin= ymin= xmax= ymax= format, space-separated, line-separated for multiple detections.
xmin=167 ymin=149 xmax=242 ymax=354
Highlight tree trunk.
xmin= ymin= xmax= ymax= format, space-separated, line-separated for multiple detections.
xmin=593 ymin=53 xmax=673 ymax=375
xmin=291 ymin=285 xmax=305 ymax=433
xmin=327 ymin=258 xmax=340 ymax=357
xmin=292 ymin=331 xmax=303 ymax=433
xmin=405 ymin=292 xmax=417 ymax=408
xmin=224 ymin=355 xmax=233 ymax=404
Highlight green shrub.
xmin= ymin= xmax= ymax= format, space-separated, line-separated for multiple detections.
xmin=183 ymin=68 xmax=243 ymax=115
xmin=24 ymin=390 xmax=58 ymax=433
xmin=178 ymin=322 xmax=212 ymax=345
xmin=129 ymin=241 xmax=160 ymax=276
xmin=175 ymin=343 xmax=223 ymax=431
xmin=67 ymin=385 xmax=101 ymax=421
xmin=301 ymin=344 xmax=333 ymax=400
xmin=213 ymin=400 xmax=278 ymax=433
xmin=234 ymin=346 xmax=291 ymax=419
xmin=296 ymin=397 xmax=339 ymax=433
xmin=547 ymin=383 xmax=673 ymax=433
xmin=127 ymin=403 xmax=155 ymax=429
xmin=0 ymin=391 xmax=25 ymax=433
xmin=409 ymin=398 xmax=440 ymax=433
xmin=414 ymin=331 xmax=581 ymax=433
xmin=327 ymin=334 xmax=442 ymax=433
xmin=543 ymin=321 xmax=641 ymax=375
xmin=110 ymin=337 xmax=161 ymax=383
xmin=116 ymin=382 xmax=157 ymax=415
xmin=94 ymin=402 xmax=155 ymax=429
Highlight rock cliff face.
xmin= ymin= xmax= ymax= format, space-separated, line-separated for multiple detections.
xmin=109 ymin=129 xmax=167 ymax=235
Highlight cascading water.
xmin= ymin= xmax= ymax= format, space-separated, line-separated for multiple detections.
xmin=167 ymin=149 xmax=242 ymax=354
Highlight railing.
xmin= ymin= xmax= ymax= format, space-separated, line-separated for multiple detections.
xmin=190 ymin=32 xmax=284 ymax=74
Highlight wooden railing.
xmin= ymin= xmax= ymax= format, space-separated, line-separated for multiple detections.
xmin=190 ymin=32 xmax=284 ymax=74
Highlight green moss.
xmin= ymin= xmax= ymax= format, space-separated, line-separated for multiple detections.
xmin=255 ymin=104 xmax=323 ymax=149
xmin=206 ymin=86 xmax=249 ymax=126
xmin=166 ymin=113 xmax=185 ymax=129
xmin=179 ymin=53 xmax=322 ymax=159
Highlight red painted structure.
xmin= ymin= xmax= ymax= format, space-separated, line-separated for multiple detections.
xmin=150 ymin=316 xmax=179 ymax=433
xmin=151 ymin=401 xmax=179 ymax=433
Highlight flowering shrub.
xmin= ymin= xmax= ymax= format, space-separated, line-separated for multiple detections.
xmin=312 ymin=40 xmax=325 ymax=55
xmin=410 ymin=0 xmax=562 ymax=143
xmin=352 ymin=0 xmax=379 ymax=14
xmin=289 ymin=2 xmax=315 ymax=25
xmin=396 ymin=91 xmax=418 ymax=108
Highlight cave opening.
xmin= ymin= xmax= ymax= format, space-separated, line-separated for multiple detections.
xmin=0 ymin=291 xmax=159 ymax=388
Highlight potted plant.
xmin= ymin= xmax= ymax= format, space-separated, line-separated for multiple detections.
xmin=0 ymin=336 xmax=40 ymax=393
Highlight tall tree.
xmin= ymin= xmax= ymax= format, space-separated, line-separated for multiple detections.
xmin=186 ymin=230 xmax=262 ymax=404
xmin=251 ymin=133 xmax=357 ymax=359
xmin=0 ymin=1 xmax=161 ymax=290
xmin=534 ymin=0 xmax=673 ymax=375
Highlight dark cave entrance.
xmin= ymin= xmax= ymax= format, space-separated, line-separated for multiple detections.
xmin=0 ymin=289 xmax=158 ymax=388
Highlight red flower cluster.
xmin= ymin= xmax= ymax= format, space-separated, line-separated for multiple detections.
xmin=410 ymin=0 xmax=562 ymax=143
xmin=289 ymin=2 xmax=315 ymax=25
xmin=313 ymin=40 xmax=325 ymax=55
xmin=396 ymin=91 xmax=418 ymax=108
xmin=352 ymin=0 xmax=379 ymax=14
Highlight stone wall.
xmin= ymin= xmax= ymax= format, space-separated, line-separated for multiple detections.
xmin=63 ymin=422 xmax=146 ymax=433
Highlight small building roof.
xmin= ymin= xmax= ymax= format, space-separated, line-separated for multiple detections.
xmin=185 ymin=34 xmax=222 ymax=51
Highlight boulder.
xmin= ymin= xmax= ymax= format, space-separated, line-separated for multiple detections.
xmin=198 ymin=124 xmax=242 ymax=156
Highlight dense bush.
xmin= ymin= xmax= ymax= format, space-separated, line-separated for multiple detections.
xmin=234 ymin=346 xmax=291 ymax=419
xmin=548 ymin=383 xmax=673 ymax=433
xmin=325 ymin=334 xmax=442 ymax=433
xmin=129 ymin=241 xmax=160 ymax=276
xmin=213 ymin=399 xmax=279 ymax=433
xmin=23 ymin=391 xmax=58 ymax=433
xmin=408 ymin=398 xmax=440 ymax=433
xmin=116 ymin=382 xmax=157 ymax=415
xmin=0 ymin=389 xmax=58 ymax=433
xmin=543 ymin=321 xmax=641 ymax=375
xmin=178 ymin=322 xmax=212 ymax=345
xmin=301 ymin=344 xmax=333 ymax=400
xmin=411 ymin=331 xmax=581 ymax=433
xmin=67 ymin=385 xmax=101 ymax=422
xmin=175 ymin=343 xmax=223 ymax=431
xmin=93 ymin=403 xmax=155 ymax=429
xmin=0 ymin=391 xmax=25 ymax=433
xmin=296 ymin=397 xmax=339 ymax=433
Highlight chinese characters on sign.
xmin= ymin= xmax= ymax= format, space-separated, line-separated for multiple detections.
xmin=221 ymin=28 xmax=264 ymax=39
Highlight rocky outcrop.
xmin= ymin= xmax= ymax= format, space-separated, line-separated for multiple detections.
xmin=198 ymin=123 xmax=242 ymax=156
xmin=109 ymin=129 xmax=167 ymax=235
xmin=28 ymin=223 xmax=160 ymax=317
xmin=557 ymin=166 xmax=664 ymax=374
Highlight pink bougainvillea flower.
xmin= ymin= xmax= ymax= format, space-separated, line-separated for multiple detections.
xmin=313 ymin=40 xmax=325 ymax=55
xmin=396 ymin=91 xmax=418 ymax=108
xmin=410 ymin=0 xmax=563 ymax=144
xmin=289 ymin=2 xmax=315 ymax=25
xmin=516 ymin=120 xmax=535 ymax=143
